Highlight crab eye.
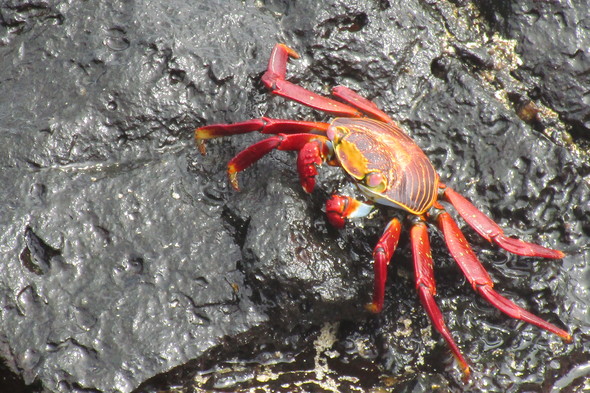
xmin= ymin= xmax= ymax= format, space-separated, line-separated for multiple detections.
xmin=364 ymin=171 xmax=387 ymax=192
xmin=327 ymin=126 xmax=348 ymax=143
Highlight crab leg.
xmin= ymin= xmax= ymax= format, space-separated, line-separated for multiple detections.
xmin=331 ymin=86 xmax=393 ymax=123
xmin=440 ymin=184 xmax=564 ymax=259
xmin=227 ymin=133 xmax=330 ymax=191
xmin=410 ymin=220 xmax=470 ymax=376
xmin=195 ymin=117 xmax=330 ymax=155
xmin=325 ymin=195 xmax=374 ymax=228
xmin=323 ymin=195 xmax=396 ymax=313
xmin=366 ymin=218 xmax=402 ymax=314
xmin=436 ymin=209 xmax=572 ymax=342
xmin=261 ymin=44 xmax=363 ymax=118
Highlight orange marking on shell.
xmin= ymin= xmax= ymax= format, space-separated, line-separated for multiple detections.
xmin=335 ymin=138 xmax=369 ymax=180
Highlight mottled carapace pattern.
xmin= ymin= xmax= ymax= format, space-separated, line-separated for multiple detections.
xmin=333 ymin=118 xmax=438 ymax=215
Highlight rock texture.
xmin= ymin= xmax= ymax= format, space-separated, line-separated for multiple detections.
xmin=1 ymin=1 xmax=589 ymax=392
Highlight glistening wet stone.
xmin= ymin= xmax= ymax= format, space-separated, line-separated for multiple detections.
xmin=1 ymin=1 xmax=589 ymax=392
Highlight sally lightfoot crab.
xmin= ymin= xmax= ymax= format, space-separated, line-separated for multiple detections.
xmin=195 ymin=44 xmax=571 ymax=375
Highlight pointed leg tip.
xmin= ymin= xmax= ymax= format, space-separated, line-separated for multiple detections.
xmin=365 ymin=303 xmax=382 ymax=314
xmin=535 ymin=248 xmax=565 ymax=259
xmin=538 ymin=248 xmax=565 ymax=259
xmin=196 ymin=139 xmax=207 ymax=155
xmin=460 ymin=363 xmax=471 ymax=381
xmin=302 ymin=185 xmax=314 ymax=194
xmin=278 ymin=43 xmax=300 ymax=59
xmin=228 ymin=170 xmax=240 ymax=191
xmin=493 ymin=234 xmax=566 ymax=259
xmin=195 ymin=127 xmax=210 ymax=155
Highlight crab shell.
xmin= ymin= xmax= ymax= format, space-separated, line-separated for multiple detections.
xmin=327 ymin=118 xmax=438 ymax=215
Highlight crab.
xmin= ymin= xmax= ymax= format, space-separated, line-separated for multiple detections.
xmin=195 ymin=44 xmax=571 ymax=376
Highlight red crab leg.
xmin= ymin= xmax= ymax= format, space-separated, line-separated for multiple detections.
xmin=261 ymin=44 xmax=363 ymax=118
xmin=440 ymin=184 xmax=564 ymax=259
xmin=410 ymin=220 xmax=470 ymax=376
xmin=366 ymin=218 xmax=402 ymax=313
xmin=331 ymin=85 xmax=393 ymax=123
xmin=325 ymin=195 xmax=374 ymax=228
xmin=227 ymin=133 xmax=330 ymax=191
xmin=436 ymin=209 xmax=572 ymax=342
xmin=195 ymin=117 xmax=330 ymax=154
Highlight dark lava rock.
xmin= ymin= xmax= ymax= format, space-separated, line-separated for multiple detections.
xmin=1 ymin=1 xmax=589 ymax=393
xmin=476 ymin=0 xmax=590 ymax=140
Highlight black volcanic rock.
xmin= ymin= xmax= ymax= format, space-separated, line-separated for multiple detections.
xmin=1 ymin=1 xmax=589 ymax=392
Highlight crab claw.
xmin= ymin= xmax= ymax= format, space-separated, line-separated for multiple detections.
xmin=326 ymin=196 xmax=348 ymax=228
xmin=297 ymin=140 xmax=330 ymax=193
xmin=325 ymin=195 xmax=374 ymax=229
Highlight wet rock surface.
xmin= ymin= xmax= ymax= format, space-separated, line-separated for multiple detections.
xmin=1 ymin=1 xmax=589 ymax=392
xmin=476 ymin=0 xmax=590 ymax=140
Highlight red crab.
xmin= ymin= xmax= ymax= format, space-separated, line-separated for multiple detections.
xmin=195 ymin=44 xmax=571 ymax=375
